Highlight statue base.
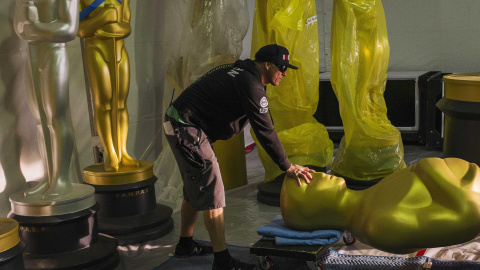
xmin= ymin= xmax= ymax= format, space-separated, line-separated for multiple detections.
xmin=84 ymin=161 xmax=174 ymax=245
xmin=9 ymin=183 xmax=97 ymax=217
xmin=438 ymin=73 xmax=480 ymax=166
xmin=8 ymin=187 xmax=119 ymax=270
xmin=0 ymin=241 xmax=25 ymax=270
xmin=0 ymin=218 xmax=25 ymax=270
xmin=257 ymin=165 xmax=325 ymax=207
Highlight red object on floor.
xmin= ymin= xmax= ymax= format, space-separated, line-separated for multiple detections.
xmin=245 ymin=143 xmax=256 ymax=154
xmin=416 ymin=249 xmax=426 ymax=256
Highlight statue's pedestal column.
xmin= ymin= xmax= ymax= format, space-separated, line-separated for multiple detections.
xmin=83 ymin=160 xmax=173 ymax=245
xmin=8 ymin=184 xmax=119 ymax=270
xmin=0 ymin=218 xmax=25 ymax=270
xmin=439 ymin=73 xmax=480 ymax=166
xmin=212 ymin=133 xmax=248 ymax=190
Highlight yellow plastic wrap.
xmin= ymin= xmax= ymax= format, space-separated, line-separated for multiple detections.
xmin=251 ymin=0 xmax=333 ymax=182
xmin=330 ymin=0 xmax=405 ymax=181
xmin=252 ymin=123 xmax=333 ymax=183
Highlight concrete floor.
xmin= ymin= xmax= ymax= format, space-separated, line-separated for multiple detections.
xmin=115 ymin=142 xmax=443 ymax=270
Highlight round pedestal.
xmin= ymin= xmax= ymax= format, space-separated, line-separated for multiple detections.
xmin=9 ymin=184 xmax=96 ymax=217
xmin=84 ymin=161 xmax=174 ymax=245
xmin=438 ymin=73 xmax=480 ymax=166
xmin=257 ymin=165 xmax=325 ymax=207
xmin=8 ymin=204 xmax=119 ymax=270
xmin=0 ymin=218 xmax=25 ymax=270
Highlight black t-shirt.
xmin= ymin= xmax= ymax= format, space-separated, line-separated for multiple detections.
xmin=172 ymin=59 xmax=291 ymax=171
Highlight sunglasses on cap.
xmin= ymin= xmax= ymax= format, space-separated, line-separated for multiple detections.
xmin=273 ymin=63 xmax=287 ymax=73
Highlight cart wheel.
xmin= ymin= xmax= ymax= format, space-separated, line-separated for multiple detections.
xmin=258 ymin=256 xmax=274 ymax=270
xmin=343 ymin=231 xmax=356 ymax=246
xmin=316 ymin=262 xmax=326 ymax=270
xmin=306 ymin=261 xmax=325 ymax=270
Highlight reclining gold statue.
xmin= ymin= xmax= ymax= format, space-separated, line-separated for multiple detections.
xmin=281 ymin=157 xmax=480 ymax=254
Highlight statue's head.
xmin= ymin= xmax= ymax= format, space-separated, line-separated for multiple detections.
xmin=308 ymin=172 xmax=346 ymax=190
xmin=282 ymin=172 xmax=347 ymax=207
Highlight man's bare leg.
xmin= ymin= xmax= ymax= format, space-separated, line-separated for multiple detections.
xmin=175 ymin=199 xmax=214 ymax=258
xmin=203 ymin=207 xmax=227 ymax=252
xmin=180 ymin=199 xmax=198 ymax=237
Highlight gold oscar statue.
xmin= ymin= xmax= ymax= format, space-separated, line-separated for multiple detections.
xmin=78 ymin=0 xmax=147 ymax=179
xmin=281 ymin=157 xmax=480 ymax=254
xmin=11 ymin=0 xmax=95 ymax=215
xmin=78 ymin=0 xmax=173 ymax=244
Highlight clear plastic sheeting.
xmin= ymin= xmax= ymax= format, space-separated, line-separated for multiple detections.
xmin=166 ymin=0 xmax=249 ymax=93
xmin=153 ymin=144 xmax=183 ymax=212
xmin=153 ymin=0 xmax=249 ymax=212
xmin=330 ymin=0 xmax=405 ymax=181
xmin=250 ymin=0 xmax=333 ymax=182
xmin=252 ymin=122 xmax=333 ymax=183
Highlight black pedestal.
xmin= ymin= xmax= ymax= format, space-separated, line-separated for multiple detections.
xmin=0 ymin=241 xmax=25 ymax=270
xmin=437 ymin=97 xmax=480 ymax=166
xmin=425 ymin=73 xmax=450 ymax=150
xmin=90 ymin=176 xmax=174 ymax=245
xmin=8 ymin=204 xmax=119 ymax=270
xmin=257 ymin=166 xmax=326 ymax=207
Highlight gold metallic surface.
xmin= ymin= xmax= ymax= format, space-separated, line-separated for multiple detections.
xmin=212 ymin=133 xmax=247 ymax=190
xmin=444 ymin=73 xmax=480 ymax=102
xmin=9 ymin=184 xmax=96 ymax=216
xmin=281 ymin=158 xmax=480 ymax=254
xmin=13 ymin=0 xmax=79 ymax=199
xmin=78 ymin=0 xmax=139 ymax=172
xmin=0 ymin=218 xmax=20 ymax=253
xmin=83 ymin=160 xmax=153 ymax=185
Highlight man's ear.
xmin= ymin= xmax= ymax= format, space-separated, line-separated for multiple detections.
xmin=264 ymin=62 xmax=271 ymax=71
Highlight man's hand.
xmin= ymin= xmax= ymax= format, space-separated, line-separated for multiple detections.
xmin=286 ymin=164 xmax=315 ymax=186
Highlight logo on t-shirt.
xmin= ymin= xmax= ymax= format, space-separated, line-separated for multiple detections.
xmin=259 ymin=97 xmax=268 ymax=114
xmin=227 ymin=67 xmax=244 ymax=77
xmin=260 ymin=97 xmax=268 ymax=108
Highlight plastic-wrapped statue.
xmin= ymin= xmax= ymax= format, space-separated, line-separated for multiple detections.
xmin=330 ymin=0 xmax=405 ymax=181
xmin=281 ymin=158 xmax=480 ymax=254
xmin=13 ymin=0 xmax=78 ymax=198
xmin=78 ymin=0 xmax=138 ymax=172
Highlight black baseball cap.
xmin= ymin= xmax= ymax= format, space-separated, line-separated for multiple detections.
xmin=254 ymin=44 xmax=298 ymax=70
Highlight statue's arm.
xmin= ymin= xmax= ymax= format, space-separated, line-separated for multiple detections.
xmin=415 ymin=160 xmax=471 ymax=213
xmin=119 ymin=0 xmax=131 ymax=37
xmin=77 ymin=2 xmax=118 ymax=38
xmin=122 ymin=0 xmax=131 ymax=23
xmin=16 ymin=0 xmax=79 ymax=43
xmin=13 ymin=0 xmax=34 ymax=40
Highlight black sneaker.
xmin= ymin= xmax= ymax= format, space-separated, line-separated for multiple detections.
xmin=174 ymin=241 xmax=213 ymax=258
xmin=212 ymin=257 xmax=260 ymax=270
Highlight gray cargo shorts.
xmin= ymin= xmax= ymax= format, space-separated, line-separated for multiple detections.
xmin=164 ymin=118 xmax=225 ymax=211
